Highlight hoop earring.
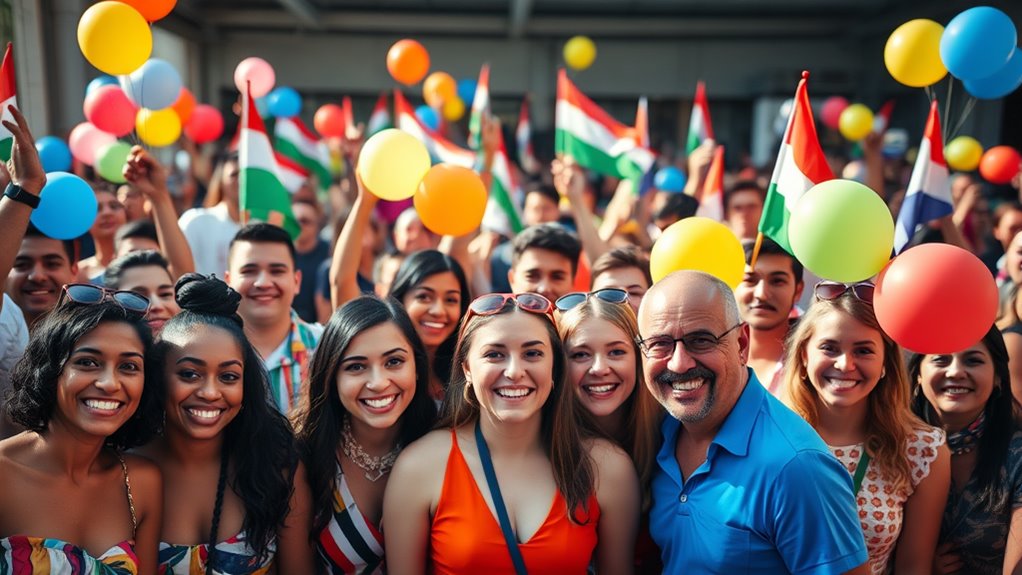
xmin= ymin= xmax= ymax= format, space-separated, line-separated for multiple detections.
xmin=463 ymin=382 xmax=475 ymax=404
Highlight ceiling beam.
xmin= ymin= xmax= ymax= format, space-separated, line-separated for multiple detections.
xmin=508 ymin=0 xmax=534 ymax=38
xmin=276 ymin=0 xmax=323 ymax=29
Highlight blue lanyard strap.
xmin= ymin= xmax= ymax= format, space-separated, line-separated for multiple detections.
xmin=475 ymin=419 xmax=529 ymax=575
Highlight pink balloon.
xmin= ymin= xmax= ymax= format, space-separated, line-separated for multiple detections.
xmin=83 ymin=85 xmax=137 ymax=137
xmin=375 ymin=198 xmax=414 ymax=225
xmin=68 ymin=122 xmax=117 ymax=166
xmin=821 ymin=96 xmax=850 ymax=130
xmin=234 ymin=57 xmax=275 ymax=98
xmin=184 ymin=104 xmax=224 ymax=144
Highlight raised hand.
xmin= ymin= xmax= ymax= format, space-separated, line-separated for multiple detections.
xmin=122 ymin=145 xmax=169 ymax=199
xmin=2 ymin=105 xmax=46 ymax=194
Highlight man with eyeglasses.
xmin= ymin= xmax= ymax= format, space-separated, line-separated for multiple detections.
xmin=637 ymin=271 xmax=868 ymax=575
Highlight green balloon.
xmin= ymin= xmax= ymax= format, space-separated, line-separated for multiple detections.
xmin=95 ymin=140 xmax=131 ymax=184
xmin=789 ymin=179 xmax=894 ymax=283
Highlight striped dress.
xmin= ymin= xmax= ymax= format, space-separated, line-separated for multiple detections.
xmin=0 ymin=536 xmax=137 ymax=574
xmin=316 ymin=466 xmax=385 ymax=575
xmin=158 ymin=532 xmax=274 ymax=575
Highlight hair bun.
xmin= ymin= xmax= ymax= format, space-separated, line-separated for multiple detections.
xmin=175 ymin=273 xmax=242 ymax=319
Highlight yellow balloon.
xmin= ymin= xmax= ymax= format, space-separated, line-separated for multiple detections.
xmin=945 ymin=136 xmax=984 ymax=172
xmin=443 ymin=98 xmax=465 ymax=122
xmin=649 ymin=217 xmax=745 ymax=287
xmin=564 ymin=36 xmax=597 ymax=71
xmin=77 ymin=1 xmax=152 ymax=75
xmin=135 ymin=108 xmax=181 ymax=147
xmin=357 ymin=129 xmax=432 ymax=201
xmin=885 ymin=19 xmax=947 ymax=88
xmin=839 ymin=104 xmax=874 ymax=142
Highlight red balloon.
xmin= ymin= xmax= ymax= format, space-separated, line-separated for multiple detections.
xmin=314 ymin=104 xmax=345 ymax=138
xmin=821 ymin=96 xmax=850 ymax=130
xmin=83 ymin=85 xmax=136 ymax=137
xmin=113 ymin=0 xmax=176 ymax=22
xmin=184 ymin=104 xmax=223 ymax=144
xmin=874 ymin=243 xmax=998 ymax=354
xmin=979 ymin=146 xmax=1021 ymax=184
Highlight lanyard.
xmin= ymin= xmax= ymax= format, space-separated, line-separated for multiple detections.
xmin=852 ymin=450 xmax=871 ymax=495
xmin=475 ymin=419 xmax=529 ymax=575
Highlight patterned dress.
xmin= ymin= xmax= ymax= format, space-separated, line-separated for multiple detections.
xmin=316 ymin=465 xmax=385 ymax=575
xmin=0 ymin=537 xmax=137 ymax=574
xmin=158 ymin=533 xmax=274 ymax=575
xmin=829 ymin=427 xmax=945 ymax=575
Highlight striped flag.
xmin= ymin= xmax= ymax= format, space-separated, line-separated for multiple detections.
xmin=686 ymin=81 xmax=713 ymax=155
xmin=895 ymin=101 xmax=952 ymax=254
xmin=275 ymin=151 xmax=310 ymax=194
xmin=367 ymin=93 xmax=392 ymax=136
xmin=635 ymin=96 xmax=650 ymax=149
xmin=467 ymin=64 xmax=490 ymax=150
xmin=517 ymin=95 xmax=540 ymax=175
xmin=873 ymin=100 xmax=896 ymax=135
xmin=239 ymin=83 xmax=300 ymax=240
xmin=394 ymin=90 xmax=475 ymax=167
xmin=0 ymin=44 xmax=18 ymax=162
xmin=758 ymin=72 xmax=834 ymax=253
xmin=554 ymin=69 xmax=654 ymax=184
xmin=274 ymin=116 xmax=331 ymax=192
xmin=697 ymin=145 xmax=725 ymax=221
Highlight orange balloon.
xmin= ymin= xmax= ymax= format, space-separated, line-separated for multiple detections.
xmin=113 ymin=0 xmax=176 ymax=22
xmin=423 ymin=72 xmax=456 ymax=106
xmin=170 ymin=88 xmax=195 ymax=125
xmin=414 ymin=164 xmax=487 ymax=236
xmin=387 ymin=39 xmax=430 ymax=86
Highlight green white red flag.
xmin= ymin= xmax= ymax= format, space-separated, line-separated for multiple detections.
xmin=0 ymin=43 xmax=18 ymax=162
xmin=686 ymin=81 xmax=713 ymax=155
xmin=239 ymin=83 xmax=300 ymax=239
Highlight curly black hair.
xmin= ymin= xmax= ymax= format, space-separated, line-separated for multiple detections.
xmin=152 ymin=273 xmax=297 ymax=564
xmin=6 ymin=300 xmax=161 ymax=450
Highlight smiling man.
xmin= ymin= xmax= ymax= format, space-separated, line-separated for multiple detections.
xmin=507 ymin=223 xmax=581 ymax=303
xmin=7 ymin=225 xmax=78 ymax=327
xmin=226 ymin=223 xmax=323 ymax=413
xmin=637 ymin=271 xmax=868 ymax=575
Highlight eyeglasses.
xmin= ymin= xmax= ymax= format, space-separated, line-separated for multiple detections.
xmin=636 ymin=322 xmax=744 ymax=359
xmin=466 ymin=293 xmax=555 ymax=322
xmin=58 ymin=284 xmax=151 ymax=317
xmin=814 ymin=281 xmax=875 ymax=305
xmin=554 ymin=288 xmax=629 ymax=312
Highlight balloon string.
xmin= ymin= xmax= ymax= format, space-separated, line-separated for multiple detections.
xmin=943 ymin=76 xmax=953 ymax=144
xmin=948 ymin=96 xmax=978 ymax=142
xmin=924 ymin=85 xmax=933 ymax=106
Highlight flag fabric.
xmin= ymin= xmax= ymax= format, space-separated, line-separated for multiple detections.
xmin=555 ymin=69 xmax=655 ymax=184
xmin=274 ymin=116 xmax=331 ymax=192
xmin=697 ymin=145 xmax=725 ymax=222
xmin=0 ymin=43 xmax=18 ymax=162
xmin=895 ymin=101 xmax=952 ymax=254
xmin=367 ymin=93 xmax=392 ymax=136
xmin=686 ymin=81 xmax=713 ymax=155
xmin=873 ymin=100 xmax=896 ymax=135
xmin=342 ymin=96 xmax=354 ymax=135
xmin=634 ymin=96 xmax=657 ymax=195
xmin=758 ymin=71 xmax=834 ymax=253
xmin=468 ymin=64 xmax=490 ymax=150
xmin=394 ymin=91 xmax=475 ymax=167
xmin=239 ymin=83 xmax=300 ymax=240
xmin=517 ymin=95 xmax=540 ymax=175
xmin=275 ymin=151 xmax=310 ymax=194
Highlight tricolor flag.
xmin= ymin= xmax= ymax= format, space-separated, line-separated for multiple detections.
xmin=873 ymin=100 xmax=896 ymax=135
xmin=0 ymin=44 xmax=18 ymax=162
xmin=635 ymin=96 xmax=650 ymax=149
xmin=758 ymin=72 xmax=834 ymax=253
xmin=686 ymin=81 xmax=713 ymax=155
xmin=274 ymin=116 xmax=332 ymax=192
xmin=367 ymin=93 xmax=392 ymax=136
xmin=467 ymin=64 xmax=490 ymax=150
xmin=517 ymin=95 xmax=540 ymax=175
xmin=275 ymin=151 xmax=310 ymax=194
xmin=697 ymin=145 xmax=725 ymax=222
xmin=894 ymin=101 xmax=952 ymax=254
xmin=394 ymin=91 xmax=475 ymax=167
xmin=239 ymin=83 xmax=300 ymax=240
xmin=555 ymin=69 xmax=655 ymax=184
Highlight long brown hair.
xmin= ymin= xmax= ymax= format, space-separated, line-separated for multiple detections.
xmin=557 ymin=297 xmax=661 ymax=511
xmin=437 ymin=303 xmax=597 ymax=523
xmin=781 ymin=294 xmax=927 ymax=496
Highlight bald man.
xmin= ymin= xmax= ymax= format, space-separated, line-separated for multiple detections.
xmin=637 ymin=271 xmax=868 ymax=574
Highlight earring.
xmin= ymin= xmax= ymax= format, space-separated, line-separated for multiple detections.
xmin=463 ymin=382 xmax=474 ymax=403
xmin=880 ymin=368 xmax=887 ymax=379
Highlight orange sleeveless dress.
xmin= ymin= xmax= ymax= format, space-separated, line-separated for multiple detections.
xmin=430 ymin=430 xmax=600 ymax=575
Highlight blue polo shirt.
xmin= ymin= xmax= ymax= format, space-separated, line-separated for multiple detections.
xmin=650 ymin=370 xmax=868 ymax=574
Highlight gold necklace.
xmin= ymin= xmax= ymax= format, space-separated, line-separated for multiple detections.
xmin=341 ymin=417 xmax=402 ymax=482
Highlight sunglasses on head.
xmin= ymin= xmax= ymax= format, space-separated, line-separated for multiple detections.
xmin=466 ymin=293 xmax=555 ymax=322
xmin=554 ymin=288 xmax=629 ymax=312
xmin=59 ymin=284 xmax=151 ymax=317
xmin=814 ymin=281 xmax=875 ymax=305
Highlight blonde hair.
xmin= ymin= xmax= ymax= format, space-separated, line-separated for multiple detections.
xmin=557 ymin=298 xmax=662 ymax=511
xmin=781 ymin=294 xmax=927 ymax=496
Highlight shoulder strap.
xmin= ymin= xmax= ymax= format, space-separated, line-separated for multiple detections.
xmin=852 ymin=450 xmax=871 ymax=495
xmin=475 ymin=420 xmax=528 ymax=575
xmin=116 ymin=452 xmax=138 ymax=538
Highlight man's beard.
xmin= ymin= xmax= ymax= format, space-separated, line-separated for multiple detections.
xmin=654 ymin=366 xmax=716 ymax=423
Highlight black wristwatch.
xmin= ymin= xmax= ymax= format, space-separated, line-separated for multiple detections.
xmin=3 ymin=182 xmax=40 ymax=209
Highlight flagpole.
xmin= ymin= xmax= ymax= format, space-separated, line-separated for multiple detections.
xmin=749 ymin=232 xmax=764 ymax=269
xmin=241 ymin=81 xmax=250 ymax=226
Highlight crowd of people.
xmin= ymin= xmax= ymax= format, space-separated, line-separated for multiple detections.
xmin=0 ymin=90 xmax=1021 ymax=575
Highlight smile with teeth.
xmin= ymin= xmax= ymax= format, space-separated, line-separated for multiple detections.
xmin=671 ymin=379 xmax=704 ymax=392
xmin=187 ymin=408 xmax=224 ymax=420
xmin=583 ymin=383 xmax=619 ymax=395
xmin=942 ymin=386 xmax=972 ymax=396
xmin=84 ymin=399 xmax=122 ymax=411
xmin=826 ymin=378 xmax=859 ymax=390
xmin=421 ymin=321 xmax=447 ymax=330
xmin=495 ymin=387 xmax=533 ymax=398
xmin=360 ymin=395 xmax=398 ymax=409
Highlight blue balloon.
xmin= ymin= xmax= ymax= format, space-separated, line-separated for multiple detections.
xmin=120 ymin=58 xmax=183 ymax=110
xmin=457 ymin=79 xmax=478 ymax=106
xmin=30 ymin=172 xmax=98 ymax=240
xmin=654 ymin=166 xmax=687 ymax=193
xmin=86 ymin=75 xmax=118 ymax=96
xmin=35 ymin=136 xmax=72 ymax=173
xmin=415 ymin=105 xmax=440 ymax=132
xmin=964 ymin=50 xmax=1022 ymax=99
xmin=266 ymin=86 xmax=302 ymax=118
xmin=940 ymin=7 xmax=1018 ymax=81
